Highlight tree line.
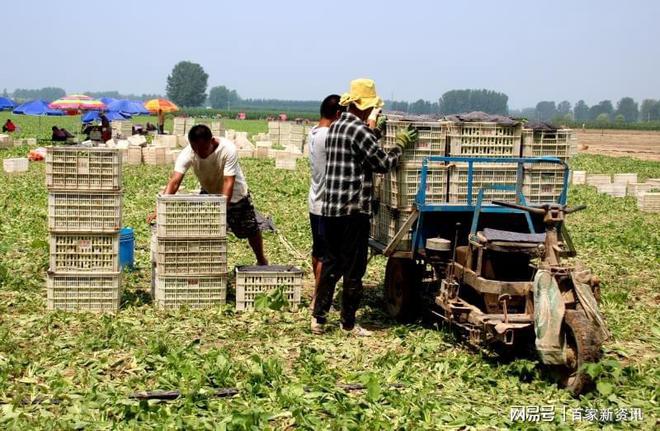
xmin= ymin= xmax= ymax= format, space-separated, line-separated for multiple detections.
xmin=511 ymin=98 xmax=660 ymax=124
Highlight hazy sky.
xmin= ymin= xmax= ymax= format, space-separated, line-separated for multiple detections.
xmin=2 ymin=0 xmax=659 ymax=108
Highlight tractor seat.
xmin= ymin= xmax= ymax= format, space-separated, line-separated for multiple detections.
xmin=481 ymin=228 xmax=546 ymax=244
xmin=475 ymin=228 xmax=545 ymax=254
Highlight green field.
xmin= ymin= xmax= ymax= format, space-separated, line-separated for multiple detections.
xmin=0 ymin=123 xmax=658 ymax=429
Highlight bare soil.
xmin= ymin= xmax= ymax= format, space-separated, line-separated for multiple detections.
xmin=575 ymin=129 xmax=660 ymax=161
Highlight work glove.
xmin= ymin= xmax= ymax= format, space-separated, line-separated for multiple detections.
xmin=376 ymin=114 xmax=387 ymax=135
xmin=367 ymin=107 xmax=381 ymax=123
xmin=395 ymin=125 xmax=418 ymax=151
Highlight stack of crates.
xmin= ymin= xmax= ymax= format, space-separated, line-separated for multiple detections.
xmin=521 ymin=128 xmax=574 ymax=204
xmin=235 ymin=265 xmax=303 ymax=311
xmin=447 ymin=122 xmax=522 ymax=204
xmin=374 ymin=119 xmax=448 ymax=250
xmin=154 ymin=194 xmax=228 ymax=309
xmin=172 ymin=117 xmax=186 ymax=135
xmin=268 ymin=121 xmax=280 ymax=145
xmin=46 ymin=147 xmax=122 ymax=312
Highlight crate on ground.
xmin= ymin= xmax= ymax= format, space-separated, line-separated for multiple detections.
xmin=156 ymin=194 xmax=226 ymax=238
xmin=585 ymin=174 xmax=611 ymax=187
xmin=384 ymin=119 xmax=447 ymax=163
xmin=572 ymin=170 xmax=586 ymax=185
xmin=522 ymin=129 xmax=573 ymax=161
xmin=156 ymin=239 xmax=227 ymax=275
xmin=370 ymin=203 xmax=414 ymax=251
xmin=0 ymin=134 xmax=13 ymax=149
xmin=3 ymin=157 xmax=29 ymax=173
xmin=613 ymin=173 xmax=638 ymax=185
xmin=235 ymin=265 xmax=303 ymax=311
xmin=46 ymin=147 xmax=121 ymax=191
xmin=153 ymin=135 xmax=178 ymax=149
xmin=111 ymin=121 xmax=133 ymax=138
xmin=448 ymin=122 xmax=522 ymax=158
xmin=448 ymin=163 xmax=519 ymax=204
xmin=124 ymin=147 xmax=142 ymax=165
xmin=155 ymin=275 xmax=227 ymax=309
xmin=523 ymin=166 xmax=566 ymax=204
xmin=143 ymin=146 xmax=168 ymax=165
xmin=49 ymin=233 xmax=119 ymax=273
xmin=48 ymin=191 xmax=122 ymax=232
xmin=597 ymin=183 xmax=626 ymax=197
xmin=637 ymin=192 xmax=660 ymax=212
xmin=47 ymin=272 xmax=121 ymax=312
xmin=380 ymin=161 xmax=448 ymax=209
xmin=238 ymin=148 xmax=255 ymax=158
xmin=627 ymin=182 xmax=657 ymax=198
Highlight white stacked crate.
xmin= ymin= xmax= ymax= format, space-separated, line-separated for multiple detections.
xmin=111 ymin=121 xmax=133 ymax=139
xmin=154 ymin=194 xmax=228 ymax=309
xmin=521 ymin=128 xmax=573 ymax=204
xmin=46 ymin=147 xmax=122 ymax=312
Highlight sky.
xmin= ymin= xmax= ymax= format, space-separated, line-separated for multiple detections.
xmin=2 ymin=0 xmax=659 ymax=108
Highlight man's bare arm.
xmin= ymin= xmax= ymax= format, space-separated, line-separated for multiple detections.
xmin=222 ymin=176 xmax=235 ymax=205
xmin=165 ymin=172 xmax=185 ymax=195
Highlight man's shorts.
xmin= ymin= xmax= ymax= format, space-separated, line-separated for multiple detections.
xmin=200 ymin=190 xmax=260 ymax=239
xmin=227 ymin=195 xmax=261 ymax=239
xmin=309 ymin=213 xmax=327 ymax=260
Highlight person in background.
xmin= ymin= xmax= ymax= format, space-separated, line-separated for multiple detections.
xmin=308 ymin=94 xmax=344 ymax=307
xmin=2 ymin=119 xmax=16 ymax=133
xmin=155 ymin=125 xmax=268 ymax=266
xmin=311 ymin=78 xmax=417 ymax=336
xmin=52 ymin=126 xmax=73 ymax=141
xmin=99 ymin=112 xmax=111 ymax=142
xmin=157 ymin=109 xmax=165 ymax=134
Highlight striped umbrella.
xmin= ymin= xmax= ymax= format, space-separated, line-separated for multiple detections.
xmin=49 ymin=94 xmax=106 ymax=111
xmin=144 ymin=98 xmax=179 ymax=113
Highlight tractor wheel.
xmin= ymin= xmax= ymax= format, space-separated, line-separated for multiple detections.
xmin=384 ymin=257 xmax=422 ymax=322
xmin=555 ymin=308 xmax=602 ymax=395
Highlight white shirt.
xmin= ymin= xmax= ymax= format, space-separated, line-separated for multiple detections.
xmin=307 ymin=126 xmax=328 ymax=215
xmin=174 ymin=137 xmax=249 ymax=203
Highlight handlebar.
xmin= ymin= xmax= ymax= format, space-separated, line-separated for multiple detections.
xmin=491 ymin=200 xmax=545 ymax=215
xmin=491 ymin=201 xmax=587 ymax=215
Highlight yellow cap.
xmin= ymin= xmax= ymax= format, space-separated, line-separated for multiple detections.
xmin=339 ymin=78 xmax=384 ymax=111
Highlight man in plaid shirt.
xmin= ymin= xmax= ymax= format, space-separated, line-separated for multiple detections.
xmin=312 ymin=78 xmax=417 ymax=336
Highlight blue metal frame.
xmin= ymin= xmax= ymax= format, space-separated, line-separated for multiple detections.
xmin=410 ymin=156 xmax=569 ymax=253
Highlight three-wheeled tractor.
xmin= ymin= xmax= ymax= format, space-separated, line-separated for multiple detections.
xmin=370 ymin=156 xmax=609 ymax=395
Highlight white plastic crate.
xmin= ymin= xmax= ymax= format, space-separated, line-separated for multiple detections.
xmin=613 ymin=173 xmax=638 ymax=185
xmin=143 ymin=146 xmax=169 ymax=165
xmin=523 ymin=166 xmax=566 ymax=204
xmin=596 ymin=183 xmax=626 ymax=197
xmin=627 ymin=182 xmax=657 ymax=198
xmin=156 ymin=239 xmax=227 ymax=275
xmin=448 ymin=163 xmax=519 ymax=204
xmin=522 ymin=129 xmax=573 ymax=161
xmin=124 ymin=147 xmax=142 ymax=165
xmin=572 ymin=170 xmax=587 ymax=185
xmin=637 ymin=192 xmax=660 ymax=212
xmin=48 ymin=191 xmax=122 ymax=233
xmin=235 ymin=265 xmax=303 ymax=311
xmin=384 ymin=120 xmax=447 ymax=164
xmin=155 ymin=275 xmax=227 ymax=309
xmin=448 ymin=122 xmax=522 ymax=158
xmin=46 ymin=147 xmax=121 ymax=191
xmin=380 ymin=161 xmax=448 ymax=209
xmin=49 ymin=233 xmax=119 ymax=273
xmin=586 ymin=174 xmax=611 ymax=187
xmin=156 ymin=194 xmax=227 ymax=238
xmin=47 ymin=272 xmax=121 ymax=312
xmin=370 ymin=204 xmax=413 ymax=251
xmin=3 ymin=157 xmax=29 ymax=173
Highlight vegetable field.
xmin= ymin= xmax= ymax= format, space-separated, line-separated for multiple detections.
xmin=0 ymin=121 xmax=658 ymax=429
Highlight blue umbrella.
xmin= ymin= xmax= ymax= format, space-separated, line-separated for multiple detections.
xmin=100 ymin=97 xmax=118 ymax=106
xmin=0 ymin=97 xmax=16 ymax=110
xmin=13 ymin=100 xmax=64 ymax=116
xmin=106 ymin=99 xmax=150 ymax=115
xmin=81 ymin=110 xmax=131 ymax=123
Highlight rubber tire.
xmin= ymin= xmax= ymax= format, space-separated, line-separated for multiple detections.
xmin=384 ymin=257 xmax=422 ymax=322
xmin=558 ymin=309 xmax=603 ymax=396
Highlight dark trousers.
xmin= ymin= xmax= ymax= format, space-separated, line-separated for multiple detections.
xmin=312 ymin=214 xmax=370 ymax=329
